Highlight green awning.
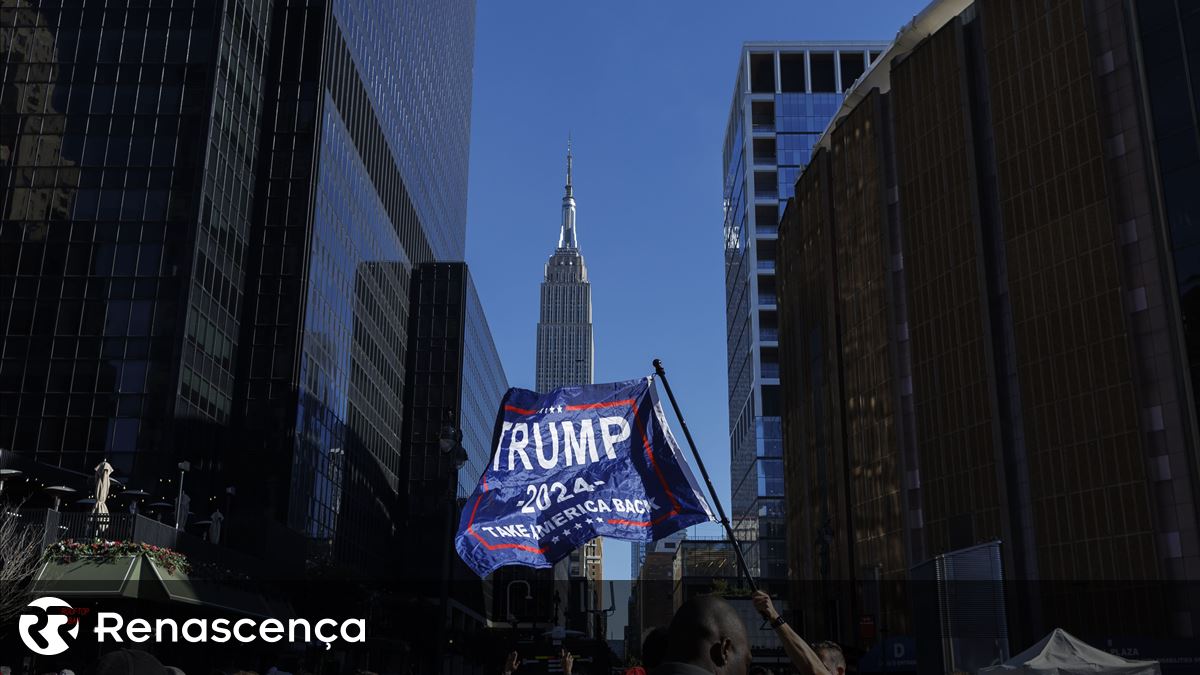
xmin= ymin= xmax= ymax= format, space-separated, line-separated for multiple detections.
xmin=33 ymin=556 xmax=143 ymax=597
xmin=33 ymin=555 xmax=291 ymax=620
xmin=147 ymin=560 xmax=288 ymax=619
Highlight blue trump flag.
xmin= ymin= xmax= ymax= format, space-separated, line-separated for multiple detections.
xmin=455 ymin=377 xmax=714 ymax=577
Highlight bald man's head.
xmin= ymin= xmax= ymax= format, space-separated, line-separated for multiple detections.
xmin=665 ymin=595 xmax=751 ymax=675
xmin=815 ymin=641 xmax=846 ymax=675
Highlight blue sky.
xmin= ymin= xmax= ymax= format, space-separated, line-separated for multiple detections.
xmin=464 ymin=0 xmax=927 ymax=636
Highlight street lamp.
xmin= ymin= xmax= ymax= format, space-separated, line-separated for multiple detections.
xmin=174 ymin=461 xmax=190 ymax=530
xmin=506 ymin=580 xmax=534 ymax=624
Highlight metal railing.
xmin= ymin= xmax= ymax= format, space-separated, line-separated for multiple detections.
xmin=21 ymin=510 xmax=179 ymax=549
xmin=13 ymin=508 xmax=304 ymax=579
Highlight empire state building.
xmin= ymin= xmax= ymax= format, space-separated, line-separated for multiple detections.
xmin=536 ymin=145 xmax=594 ymax=391
xmin=535 ymin=144 xmax=603 ymax=634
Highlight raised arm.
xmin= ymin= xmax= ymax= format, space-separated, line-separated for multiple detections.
xmin=751 ymin=591 xmax=833 ymax=675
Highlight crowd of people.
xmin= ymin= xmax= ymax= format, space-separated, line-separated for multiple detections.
xmin=500 ymin=590 xmax=846 ymax=675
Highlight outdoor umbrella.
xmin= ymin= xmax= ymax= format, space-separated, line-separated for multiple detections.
xmin=118 ymin=489 xmax=149 ymax=514
xmin=146 ymin=501 xmax=173 ymax=522
xmin=93 ymin=460 xmax=114 ymax=515
xmin=209 ymin=509 xmax=224 ymax=544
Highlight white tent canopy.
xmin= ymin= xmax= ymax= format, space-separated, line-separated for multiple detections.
xmin=980 ymin=628 xmax=1160 ymax=675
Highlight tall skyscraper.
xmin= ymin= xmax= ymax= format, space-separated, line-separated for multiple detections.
xmin=536 ymin=144 xmax=594 ymax=391
xmin=630 ymin=540 xmax=647 ymax=578
xmin=721 ymin=42 xmax=887 ymax=580
xmin=535 ymin=144 xmax=602 ymax=635
xmin=401 ymin=261 xmax=508 ymax=672
xmin=402 ymin=262 xmax=510 ymax=541
xmin=777 ymin=0 xmax=1200 ymax=656
xmin=0 ymin=0 xmax=477 ymax=577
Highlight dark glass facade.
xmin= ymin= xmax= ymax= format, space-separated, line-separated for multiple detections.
xmin=400 ymin=262 xmax=507 ymax=672
xmin=1134 ymin=0 xmax=1200 ymax=574
xmin=0 ymin=0 xmax=478 ymax=577
xmin=779 ymin=0 xmax=1200 ymax=649
xmin=401 ymin=262 xmax=508 ymax=521
xmin=330 ymin=0 xmax=474 ymax=262
xmin=1 ymin=0 xmax=270 ymax=487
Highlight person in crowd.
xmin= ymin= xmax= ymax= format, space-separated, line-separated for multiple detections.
xmin=90 ymin=649 xmax=168 ymax=675
xmin=642 ymin=626 xmax=670 ymax=670
xmin=654 ymin=595 xmax=752 ymax=675
xmin=625 ymin=626 xmax=671 ymax=675
xmin=751 ymin=591 xmax=836 ymax=675
xmin=501 ymin=650 xmax=522 ymax=675
xmin=501 ymin=649 xmax=573 ymax=675
xmin=811 ymin=642 xmax=846 ymax=675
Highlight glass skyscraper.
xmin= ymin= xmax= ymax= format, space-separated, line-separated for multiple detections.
xmin=403 ymin=262 xmax=509 ymax=509
xmin=401 ymin=261 xmax=508 ymax=672
xmin=0 ymin=0 xmax=477 ymax=576
xmin=721 ymin=42 xmax=886 ymax=579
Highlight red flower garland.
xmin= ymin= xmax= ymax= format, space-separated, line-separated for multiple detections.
xmin=44 ymin=539 xmax=191 ymax=575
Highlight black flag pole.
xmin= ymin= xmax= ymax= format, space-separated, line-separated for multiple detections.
xmin=653 ymin=358 xmax=759 ymax=593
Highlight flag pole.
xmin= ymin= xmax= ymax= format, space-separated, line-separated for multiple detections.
xmin=653 ymin=358 xmax=758 ymax=593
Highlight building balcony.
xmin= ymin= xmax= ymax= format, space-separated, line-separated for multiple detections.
xmin=16 ymin=508 xmax=297 ymax=581
xmin=12 ymin=508 xmax=293 ymax=618
xmin=24 ymin=508 xmax=179 ymax=550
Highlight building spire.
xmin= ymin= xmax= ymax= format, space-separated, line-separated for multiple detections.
xmin=559 ymin=136 xmax=578 ymax=249
xmin=566 ymin=133 xmax=573 ymax=196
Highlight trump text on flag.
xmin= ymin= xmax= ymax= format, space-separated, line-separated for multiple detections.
xmin=454 ymin=378 xmax=714 ymax=577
